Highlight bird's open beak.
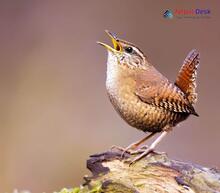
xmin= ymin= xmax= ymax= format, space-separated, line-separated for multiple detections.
xmin=97 ymin=30 xmax=122 ymax=53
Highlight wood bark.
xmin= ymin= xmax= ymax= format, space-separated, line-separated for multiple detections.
xmin=80 ymin=149 xmax=220 ymax=193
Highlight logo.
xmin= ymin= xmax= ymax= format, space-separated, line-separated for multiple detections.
xmin=163 ymin=10 xmax=173 ymax=19
xmin=163 ymin=8 xmax=211 ymax=19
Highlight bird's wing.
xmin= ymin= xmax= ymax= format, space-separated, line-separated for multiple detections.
xmin=175 ymin=49 xmax=200 ymax=104
xmin=135 ymin=66 xmax=198 ymax=115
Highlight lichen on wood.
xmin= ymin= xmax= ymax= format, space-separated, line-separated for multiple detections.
xmin=78 ymin=149 xmax=220 ymax=193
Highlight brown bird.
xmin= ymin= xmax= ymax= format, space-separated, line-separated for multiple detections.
xmin=98 ymin=31 xmax=199 ymax=165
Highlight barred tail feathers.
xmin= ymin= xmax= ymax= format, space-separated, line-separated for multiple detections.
xmin=175 ymin=49 xmax=200 ymax=104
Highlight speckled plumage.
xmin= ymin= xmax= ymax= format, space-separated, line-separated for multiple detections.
xmin=104 ymin=38 xmax=199 ymax=133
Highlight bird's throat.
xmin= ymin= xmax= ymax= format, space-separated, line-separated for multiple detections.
xmin=106 ymin=51 xmax=120 ymax=91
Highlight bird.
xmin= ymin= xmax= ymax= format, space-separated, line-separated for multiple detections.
xmin=97 ymin=30 xmax=199 ymax=165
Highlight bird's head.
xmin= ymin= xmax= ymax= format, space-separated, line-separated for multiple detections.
xmin=98 ymin=30 xmax=147 ymax=69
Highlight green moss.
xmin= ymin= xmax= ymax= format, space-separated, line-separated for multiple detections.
xmin=54 ymin=182 xmax=102 ymax=193
xmin=54 ymin=187 xmax=80 ymax=193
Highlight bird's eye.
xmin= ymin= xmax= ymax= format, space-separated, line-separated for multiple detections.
xmin=125 ymin=47 xmax=133 ymax=53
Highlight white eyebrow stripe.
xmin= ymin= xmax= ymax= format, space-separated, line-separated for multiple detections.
xmin=132 ymin=47 xmax=145 ymax=61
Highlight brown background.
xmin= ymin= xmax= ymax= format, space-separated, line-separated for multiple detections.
xmin=0 ymin=1 xmax=219 ymax=193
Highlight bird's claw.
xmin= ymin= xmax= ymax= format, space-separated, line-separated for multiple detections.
xmin=110 ymin=145 xmax=125 ymax=152
xmin=110 ymin=145 xmax=138 ymax=158
xmin=129 ymin=147 xmax=154 ymax=166
xmin=121 ymin=143 xmax=148 ymax=158
xmin=111 ymin=144 xmax=165 ymax=166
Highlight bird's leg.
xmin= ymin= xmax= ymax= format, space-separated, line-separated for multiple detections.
xmin=120 ymin=132 xmax=156 ymax=158
xmin=111 ymin=133 xmax=155 ymax=155
xmin=129 ymin=130 xmax=169 ymax=166
xmin=111 ymin=144 xmax=149 ymax=155
xmin=130 ymin=145 xmax=166 ymax=155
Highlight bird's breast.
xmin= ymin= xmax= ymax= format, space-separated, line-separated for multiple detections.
xmin=106 ymin=60 xmax=151 ymax=130
xmin=105 ymin=54 xmax=136 ymax=102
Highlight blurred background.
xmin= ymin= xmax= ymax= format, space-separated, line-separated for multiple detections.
xmin=0 ymin=1 xmax=219 ymax=192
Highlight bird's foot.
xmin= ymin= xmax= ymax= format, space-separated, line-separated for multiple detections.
xmin=120 ymin=142 xmax=141 ymax=158
xmin=111 ymin=133 xmax=157 ymax=159
xmin=110 ymin=145 xmax=133 ymax=157
xmin=111 ymin=144 xmax=164 ymax=156
xmin=128 ymin=146 xmax=166 ymax=166
xmin=129 ymin=145 xmax=165 ymax=155
xmin=128 ymin=145 xmax=148 ymax=154
xmin=110 ymin=145 xmax=127 ymax=152
xmin=110 ymin=144 xmax=142 ymax=157
xmin=129 ymin=146 xmax=154 ymax=166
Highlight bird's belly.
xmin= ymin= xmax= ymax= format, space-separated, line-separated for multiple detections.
xmin=108 ymin=89 xmax=167 ymax=132
xmin=108 ymin=87 xmax=188 ymax=133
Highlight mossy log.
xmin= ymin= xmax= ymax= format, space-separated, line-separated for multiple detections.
xmin=77 ymin=149 xmax=220 ymax=193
